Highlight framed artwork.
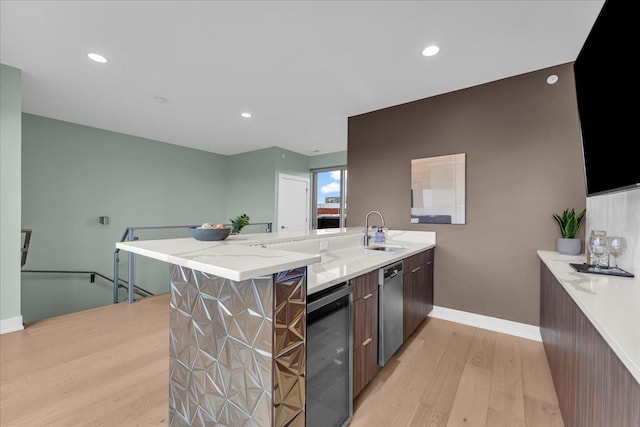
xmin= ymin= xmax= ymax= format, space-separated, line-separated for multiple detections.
xmin=411 ymin=153 xmax=466 ymax=224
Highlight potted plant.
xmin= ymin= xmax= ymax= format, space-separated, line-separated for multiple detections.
xmin=230 ymin=213 xmax=250 ymax=234
xmin=553 ymin=208 xmax=586 ymax=255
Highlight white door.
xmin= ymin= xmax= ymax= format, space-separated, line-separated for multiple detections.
xmin=277 ymin=174 xmax=309 ymax=231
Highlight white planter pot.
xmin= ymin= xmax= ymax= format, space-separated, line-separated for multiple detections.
xmin=557 ymin=237 xmax=581 ymax=255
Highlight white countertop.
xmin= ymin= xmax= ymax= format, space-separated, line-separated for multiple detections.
xmin=537 ymin=250 xmax=640 ymax=384
xmin=115 ymin=237 xmax=321 ymax=282
xmin=116 ymin=228 xmax=435 ymax=292
xmin=304 ymin=231 xmax=435 ymax=294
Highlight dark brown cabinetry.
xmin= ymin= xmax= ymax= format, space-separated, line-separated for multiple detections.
xmin=403 ymin=249 xmax=434 ymax=341
xmin=540 ymin=261 xmax=640 ymax=427
xmin=352 ymin=269 xmax=379 ymax=397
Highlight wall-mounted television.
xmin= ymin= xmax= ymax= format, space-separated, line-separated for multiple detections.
xmin=573 ymin=0 xmax=640 ymax=197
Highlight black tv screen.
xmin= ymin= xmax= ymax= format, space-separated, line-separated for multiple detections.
xmin=573 ymin=0 xmax=640 ymax=196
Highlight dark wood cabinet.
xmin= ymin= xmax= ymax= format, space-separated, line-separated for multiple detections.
xmin=540 ymin=261 xmax=640 ymax=427
xmin=351 ymin=269 xmax=379 ymax=397
xmin=351 ymin=248 xmax=435 ymax=397
xmin=403 ymin=249 xmax=434 ymax=341
xmin=424 ymin=249 xmax=434 ymax=319
xmin=402 ymin=259 xmax=419 ymax=341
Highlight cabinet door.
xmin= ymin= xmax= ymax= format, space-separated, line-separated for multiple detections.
xmin=413 ymin=261 xmax=426 ymax=324
xmin=353 ymin=333 xmax=378 ymax=397
xmin=352 ymin=270 xmax=379 ymax=398
xmin=424 ymin=248 xmax=434 ymax=318
xmin=353 ymin=342 xmax=366 ymax=397
xmin=403 ymin=250 xmax=431 ymax=339
xmin=540 ymin=261 xmax=640 ymax=427
xmin=413 ymin=248 xmax=434 ymax=323
xmin=402 ymin=270 xmax=414 ymax=341
xmin=352 ymin=269 xmax=378 ymax=300
xmin=603 ymin=344 xmax=640 ymax=426
xmin=353 ymin=291 xmax=377 ymax=351
xmin=353 ymin=291 xmax=378 ymax=397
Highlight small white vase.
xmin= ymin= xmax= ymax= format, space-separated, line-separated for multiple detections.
xmin=557 ymin=237 xmax=581 ymax=255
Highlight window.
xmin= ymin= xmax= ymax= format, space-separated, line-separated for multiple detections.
xmin=311 ymin=167 xmax=347 ymax=229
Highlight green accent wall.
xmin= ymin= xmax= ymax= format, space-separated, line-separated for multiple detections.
xmin=226 ymin=147 xmax=311 ymax=228
xmin=21 ymin=114 xmax=230 ymax=322
xmin=309 ymin=151 xmax=347 ymax=170
xmin=0 ymin=64 xmax=22 ymax=328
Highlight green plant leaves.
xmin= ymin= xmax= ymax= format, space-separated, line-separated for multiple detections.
xmin=553 ymin=208 xmax=586 ymax=238
xmin=230 ymin=214 xmax=250 ymax=234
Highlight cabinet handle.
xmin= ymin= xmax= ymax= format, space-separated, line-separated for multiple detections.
xmin=362 ymin=337 xmax=372 ymax=346
xmin=411 ymin=266 xmax=422 ymax=273
xmin=363 ymin=293 xmax=373 ymax=300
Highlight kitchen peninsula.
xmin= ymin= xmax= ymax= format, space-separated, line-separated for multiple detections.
xmin=116 ymin=227 xmax=436 ymax=426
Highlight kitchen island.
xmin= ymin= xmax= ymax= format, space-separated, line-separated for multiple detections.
xmin=116 ymin=227 xmax=436 ymax=426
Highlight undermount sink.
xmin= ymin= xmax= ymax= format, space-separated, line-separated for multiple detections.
xmin=366 ymin=245 xmax=405 ymax=252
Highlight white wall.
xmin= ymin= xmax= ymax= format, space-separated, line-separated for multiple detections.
xmin=586 ymin=188 xmax=640 ymax=274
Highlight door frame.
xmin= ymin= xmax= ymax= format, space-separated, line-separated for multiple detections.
xmin=276 ymin=173 xmax=310 ymax=232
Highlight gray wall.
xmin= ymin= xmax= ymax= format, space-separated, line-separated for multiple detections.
xmin=348 ymin=63 xmax=586 ymax=326
xmin=0 ymin=64 xmax=22 ymax=328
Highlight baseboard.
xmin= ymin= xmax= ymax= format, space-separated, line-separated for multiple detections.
xmin=0 ymin=316 xmax=24 ymax=335
xmin=429 ymin=306 xmax=542 ymax=342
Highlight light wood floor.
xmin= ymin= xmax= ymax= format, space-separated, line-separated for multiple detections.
xmin=0 ymin=294 xmax=563 ymax=426
xmin=0 ymin=293 xmax=171 ymax=427
xmin=351 ymin=318 xmax=564 ymax=427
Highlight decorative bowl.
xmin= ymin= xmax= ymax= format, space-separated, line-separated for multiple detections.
xmin=189 ymin=227 xmax=231 ymax=241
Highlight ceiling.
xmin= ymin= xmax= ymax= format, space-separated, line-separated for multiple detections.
xmin=0 ymin=1 xmax=605 ymax=157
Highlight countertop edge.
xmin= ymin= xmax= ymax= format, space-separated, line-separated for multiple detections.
xmin=116 ymin=240 xmax=321 ymax=281
xmin=307 ymin=242 xmax=436 ymax=295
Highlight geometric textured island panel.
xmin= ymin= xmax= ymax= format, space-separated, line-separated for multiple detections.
xmin=168 ymin=264 xmax=307 ymax=427
xmin=273 ymin=267 xmax=306 ymax=427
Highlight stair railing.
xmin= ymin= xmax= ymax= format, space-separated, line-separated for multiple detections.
xmin=21 ymin=228 xmax=151 ymax=301
xmin=114 ymin=222 xmax=273 ymax=304
xmin=21 ymin=269 xmax=154 ymax=299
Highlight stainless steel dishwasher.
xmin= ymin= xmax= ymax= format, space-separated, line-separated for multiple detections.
xmin=378 ymin=261 xmax=403 ymax=366
xmin=306 ymin=282 xmax=353 ymax=427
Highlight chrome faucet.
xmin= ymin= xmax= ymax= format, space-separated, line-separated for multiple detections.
xmin=364 ymin=210 xmax=385 ymax=246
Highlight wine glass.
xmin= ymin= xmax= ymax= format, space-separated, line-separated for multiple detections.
xmin=588 ymin=232 xmax=608 ymax=267
xmin=607 ymin=236 xmax=627 ymax=268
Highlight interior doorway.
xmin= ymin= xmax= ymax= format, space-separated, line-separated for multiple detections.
xmin=276 ymin=173 xmax=310 ymax=232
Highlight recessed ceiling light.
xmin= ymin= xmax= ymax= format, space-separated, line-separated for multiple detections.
xmin=154 ymin=96 xmax=168 ymax=104
xmin=87 ymin=53 xmax=107 ymax=63
xmin=546 ymin=74 xmax=559 ymax=85
xmin=422 ymin=45 xmax=440 ymax=57
xmin=241 ymin=112 xmax=252 ymax=118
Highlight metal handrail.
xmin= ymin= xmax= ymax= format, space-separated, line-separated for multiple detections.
xmin=22 ymin=269 xmax=153 ymax=299
xmin=114 ymin=222 xmax=273 ymax=304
